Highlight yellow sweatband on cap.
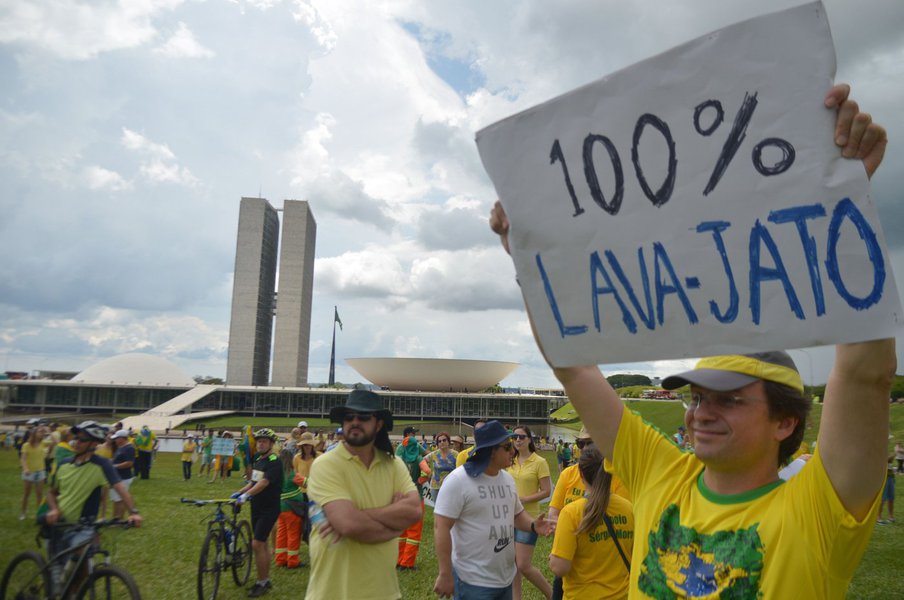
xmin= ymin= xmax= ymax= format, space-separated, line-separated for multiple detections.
xmin=695 ymin=355 xmax=804 ymax=393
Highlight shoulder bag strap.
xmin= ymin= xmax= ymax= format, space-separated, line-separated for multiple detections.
xmin=602 ymin=514 xmax=631 ymax=572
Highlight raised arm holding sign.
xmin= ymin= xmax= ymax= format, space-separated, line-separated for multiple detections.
xmin=485 ymin=4 xmax=895 ymax=596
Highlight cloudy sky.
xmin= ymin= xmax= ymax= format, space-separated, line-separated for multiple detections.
xmin=1 ymin=0 xmax=902 ymax=389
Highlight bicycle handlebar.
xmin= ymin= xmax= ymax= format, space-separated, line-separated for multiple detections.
xmin=49 ymin=518 xmax=134 ymax=530
xmin=180 ymin=497 xmax=240 ymax=506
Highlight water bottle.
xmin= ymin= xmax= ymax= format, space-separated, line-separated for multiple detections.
xmin=308 ymin=500 xmax=326 ymax=529
xmin=224 ymin=529 xmax=234 ymax=556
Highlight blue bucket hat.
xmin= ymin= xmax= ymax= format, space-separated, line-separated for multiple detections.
xmin=464 ymin=420 xmax=513 ymax=477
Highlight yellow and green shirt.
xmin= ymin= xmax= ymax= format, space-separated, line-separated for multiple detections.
xmin=613 ymin=406 xmax=879 ymax=599
xmin=52 ymin=455 xmax=121 ymax=521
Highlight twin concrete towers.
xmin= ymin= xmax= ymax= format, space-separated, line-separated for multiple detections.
xmin=226 ymin=198 xmax=316 ymax=387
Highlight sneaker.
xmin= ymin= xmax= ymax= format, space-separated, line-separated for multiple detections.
xmin=248 ymin=581 xmax=272 ymax=598
xmin=18 ymin=513 xmax=26 ymax=521
xmin=877 ymin=519 xmax=889 ymax=525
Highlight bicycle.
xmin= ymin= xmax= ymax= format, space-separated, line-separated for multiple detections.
xmin=180 ymin=498 xmax=253 ymax=600
xmin=0 ymin=519 xmax=141 ymax=600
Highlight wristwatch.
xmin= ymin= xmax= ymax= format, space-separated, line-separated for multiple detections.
xmin=530 ymin=521 xmax=537 ymax=534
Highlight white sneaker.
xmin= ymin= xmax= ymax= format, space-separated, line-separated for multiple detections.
xmin=19 ymin=513 xmax=26 ymax=521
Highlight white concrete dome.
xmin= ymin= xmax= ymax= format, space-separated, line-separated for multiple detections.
xmin=345 ymin=357 xmax=518 ymax=392
xmin=73 ymin=353 xmax=195 ymax=387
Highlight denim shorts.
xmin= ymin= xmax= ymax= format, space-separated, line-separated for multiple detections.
xmin=22 ymin=470 xmax=46 ymax=483
xmin=514 ymin=527 xmax=538 ymax=546
xmin=453 ymin=570 xmax=513 ymax=600
xmin=883 ymin=476 xmax=895 ymax=502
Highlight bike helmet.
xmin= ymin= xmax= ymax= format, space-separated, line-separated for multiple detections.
xmin=71 ymin=420 xmax=109 ymax=442
xmin=253 ymin=427 xmax=278 ymax=441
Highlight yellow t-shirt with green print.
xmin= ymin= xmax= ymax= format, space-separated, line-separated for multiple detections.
xmin=613 ymin=406 xmax=879 ymax=599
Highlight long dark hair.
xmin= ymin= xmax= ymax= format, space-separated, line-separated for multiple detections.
xmin=279 ymin=448 xmax=295 ymax=477
xmin=577 ymin=444 xmax=613 ymax=535
xmin=513 ymin=425 xmax=536 ymax=453
xmin=299 ymin=443 xmax=318 ymax=460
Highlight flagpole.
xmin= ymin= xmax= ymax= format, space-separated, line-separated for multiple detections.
xmin=328 ymin=316 xmax=337 ymax=386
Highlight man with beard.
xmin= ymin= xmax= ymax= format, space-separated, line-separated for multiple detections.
xmin=304 ymin=390 xmax=421 ymax=600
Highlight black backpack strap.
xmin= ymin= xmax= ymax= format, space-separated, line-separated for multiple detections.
xmin=602 ymin=514 xmax=631 ymax=572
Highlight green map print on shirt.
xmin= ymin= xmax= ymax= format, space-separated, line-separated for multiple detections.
xmin=638 ymin=504 xmax=764 ymax=599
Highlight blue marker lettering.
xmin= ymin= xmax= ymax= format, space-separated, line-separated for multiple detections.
xmin=590 ymin=251 xmax=637 ymax=333
xmin=824 ymin=198 xmax=885 ymax=310
xmin=696 ymin=220 xmax=738 ymax=323
xmin=604 ymin=249 xmax=656 ymax=330
xmin=769 ymin=204 xmax=827 ymax=316
xmin=536 ymin=253 xmax=588 ymax=337
xmin=749 ymin=220 xmax=804 ymax=324
xmin=653 ymin=242 xmax=698 ymax=325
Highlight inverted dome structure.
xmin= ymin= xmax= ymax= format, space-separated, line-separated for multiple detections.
xmin=73 ymin=353 xmax=196 ymax=387
xmin=345 ymin=357 xmax=518 ymax=392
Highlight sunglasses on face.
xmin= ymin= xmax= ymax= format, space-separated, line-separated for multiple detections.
xmin=437 ymin=438 xmax=449 ymax=443
xmin=496 ymin=442 xmax=514 ymax=451
xmin=575 ymin=439 xmax=591 ymax=449
xmin=343 ymin=412 xmax=374 ymax=423
xmin=512 ymin=434 xmax=528 ymax=440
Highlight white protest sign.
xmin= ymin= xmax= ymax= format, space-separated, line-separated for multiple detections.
xmin=476 ymin=1 xmax=902 ymax=366
xmin=211 ymin=436 xmax=236 ymax=456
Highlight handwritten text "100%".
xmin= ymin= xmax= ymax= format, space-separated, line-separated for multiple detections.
xmin=549 ymin=91 xmax=796 ymax=217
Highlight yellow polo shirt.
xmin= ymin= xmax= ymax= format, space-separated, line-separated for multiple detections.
xmin=506 ymin=451 xmax=551 ymax=517
xmin=306 ymin=443 xmax=416 ymax=600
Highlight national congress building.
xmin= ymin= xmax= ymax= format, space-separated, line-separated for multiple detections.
xmin=0 ymin=198 xmax=564 ymax=430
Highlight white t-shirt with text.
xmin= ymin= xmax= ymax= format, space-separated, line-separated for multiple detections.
xmin=434 ymin=466 xmax=524 ymax=588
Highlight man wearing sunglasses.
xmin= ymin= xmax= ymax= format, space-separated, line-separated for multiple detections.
xmin=43 ymin=421 xmax=141 ymax=528
xmin=490 ymin=85 xmax=894 ymax=598
xmin=305 ymin=390 xmax=421 ymax=600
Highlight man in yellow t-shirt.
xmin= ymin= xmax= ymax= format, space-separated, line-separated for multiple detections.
xmin=490 ymin=87 xmax=892 ymax=598
xmin=455 ymin=418 xmax=487 ymax=468
xmin=305 ymin=390 xmax=420 ymax=600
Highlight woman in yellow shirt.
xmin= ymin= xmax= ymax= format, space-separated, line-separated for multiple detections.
xmin=507 ymin=425 xmax=552 ymax=599
xmin=550 ymin=444 xmax=634 ymax=600
xmin=19 ymin=426 xmax=48 ymax=520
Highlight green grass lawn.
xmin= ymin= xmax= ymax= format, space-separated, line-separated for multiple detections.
xmin=2 ymin=403 xmax=902 ymax=599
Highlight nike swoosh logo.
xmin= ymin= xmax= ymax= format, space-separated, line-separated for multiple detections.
xmin=493 ymin=538 xmax=511 ymax=553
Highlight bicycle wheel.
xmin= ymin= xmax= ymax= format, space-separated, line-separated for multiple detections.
xmin=230 ymin=520 xmax=253 ymax=587
xmin=0 ymin=550 xmax=51 ymax=600
xmin=197 ymin=530 xmax=222 ymax=600
xmin=74 ymin=564 xmax=141 ymax=600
